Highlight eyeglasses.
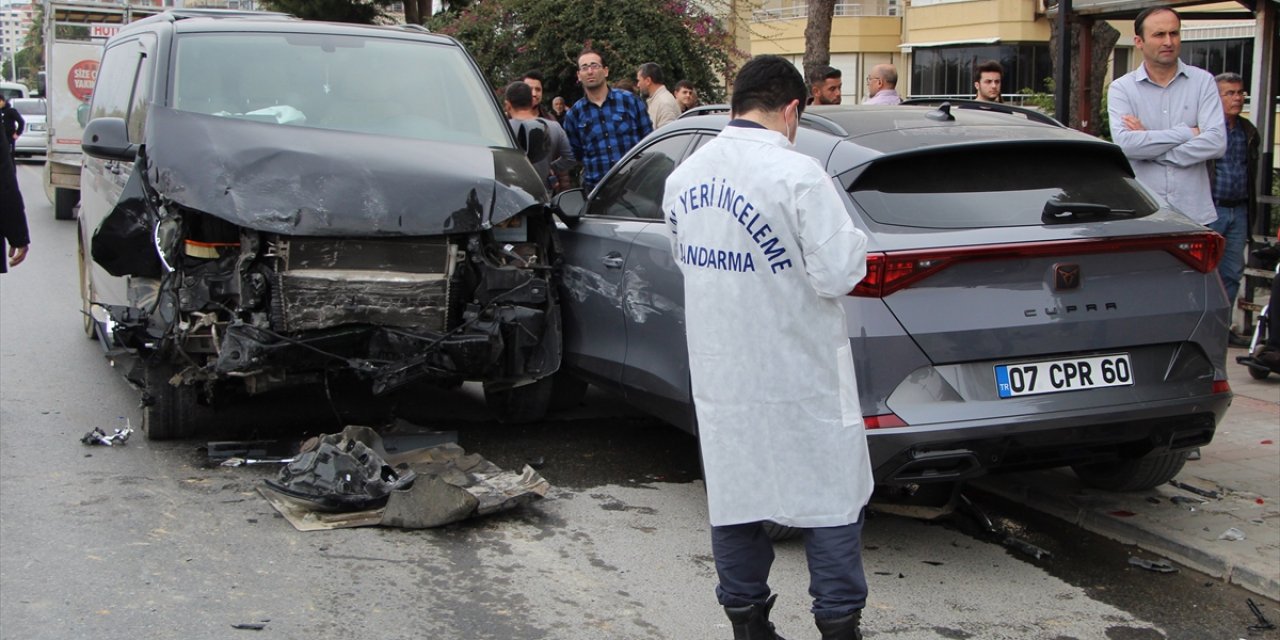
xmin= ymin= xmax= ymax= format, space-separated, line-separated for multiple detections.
xmin=1220 ymin=90 xmax=1247 ymax=98
xmin=865 ymin=76 xmax=881 ymax=83
xmin=578 ymin=62 xmax=604 ymax=72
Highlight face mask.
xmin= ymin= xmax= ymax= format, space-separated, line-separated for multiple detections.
xmin=785 ymin=104 xmax=798 ymax=147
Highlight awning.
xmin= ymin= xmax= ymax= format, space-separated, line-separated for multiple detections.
xmin=899 ymin=37 xmax=1001 ymax=52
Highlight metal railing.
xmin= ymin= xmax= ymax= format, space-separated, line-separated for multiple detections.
xmin=752 ymin=1 xmax=898 ymax=21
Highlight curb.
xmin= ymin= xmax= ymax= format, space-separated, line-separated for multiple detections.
xmin=970 ymin=477 xmax=1280 ymax=602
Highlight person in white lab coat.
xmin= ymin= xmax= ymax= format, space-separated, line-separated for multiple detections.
xmin=662 ymin=54 xmax=872 ymax=640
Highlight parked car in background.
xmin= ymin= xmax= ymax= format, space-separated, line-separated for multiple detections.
xmin=11 ymin=98 xmax=47 ymax=159
xmin=0 ymin=81 xmax=29 ymax=101
xmin=79 ymin=11 xmax=562 ymax=440
xmin=552 ymin=101 xmax=1232 ymax=494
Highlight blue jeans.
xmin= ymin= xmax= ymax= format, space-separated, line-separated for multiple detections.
xmin=712 ymin=516 xmax=867 ymax=620
xmin=1208 ymin=204 xmax=1247 ymax=307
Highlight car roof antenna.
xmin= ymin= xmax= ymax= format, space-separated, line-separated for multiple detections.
xmin=926 ymin=102 xmax=955 ymax=122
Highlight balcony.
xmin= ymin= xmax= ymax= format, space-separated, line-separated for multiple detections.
xmin=752 ymin=1 xmax=899 ymax=21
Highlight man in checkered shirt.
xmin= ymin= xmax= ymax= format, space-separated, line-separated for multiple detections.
xmin=563 ymin=48 xmax=654 ymax=191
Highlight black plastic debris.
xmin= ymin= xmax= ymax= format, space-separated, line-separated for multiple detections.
xmin=81 ymin=423 xmax=134 ymax=446
xmin=264 ymin=426 xmax=416 ymax=512
xmin=1003 ymin=536 xmax=1051 ymax=560
xmin=208 ymin=440 xmax=297 ymax=463
xmin=231 ymin=623 xmax=267 ymax=631
xmin=1127 ymin=556 xmax=1178 ymax=573
xmin=1248 ymin=598 xmax=1276 ymax=631
xmin=1168 ymin=480 xmax=1220 ymax=500
xmin=1169 ymin=495 xmax=1205 ymax=508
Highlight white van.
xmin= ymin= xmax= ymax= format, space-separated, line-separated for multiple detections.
xmin=0 ymin=81 xmax=30 ymax=101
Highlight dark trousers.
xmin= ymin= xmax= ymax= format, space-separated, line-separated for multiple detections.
xmin=712 ymin=516 xmax=867 ymax=620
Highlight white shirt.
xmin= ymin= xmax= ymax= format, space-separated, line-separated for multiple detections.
xmin=1108 ymin=61 xmax=1226 ymax=224
xmin=663 ymin=123 xmax=872 ymax=528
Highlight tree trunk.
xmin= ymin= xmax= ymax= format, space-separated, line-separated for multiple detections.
xmin=404 ymin=0 xmax=420 ymax=25
xmin=1049 ymin=17 xmax=1119 ymax=133
xmin=803 ymin=0 xmax=836 ymax=82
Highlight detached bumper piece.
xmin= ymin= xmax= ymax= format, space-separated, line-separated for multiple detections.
xmin=259 ymin=426 xmax=550 ymax=530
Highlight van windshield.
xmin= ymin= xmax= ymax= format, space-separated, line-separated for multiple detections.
xmin=172 ymin=32 xmax=509 ymax=148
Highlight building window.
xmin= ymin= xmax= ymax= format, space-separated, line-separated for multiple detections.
xmin=1181 ymin=38 xmax=1253 ymax=92
xmin=910 ymin=44 xmax=1052 ymax=99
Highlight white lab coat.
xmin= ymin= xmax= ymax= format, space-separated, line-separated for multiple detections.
xmin=663 ymin=124 xmax=873 ymax=528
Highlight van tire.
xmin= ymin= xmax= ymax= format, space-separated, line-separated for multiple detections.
xmin=142 ymin=363 xmax=201 ymax=440
xmin=54 ymin=188 xmax=77 ymax=220
xmin=1072 ymin=451 xmax=1188 ymax=492
xmin=483 ymin=377 xmax=554 ymax=424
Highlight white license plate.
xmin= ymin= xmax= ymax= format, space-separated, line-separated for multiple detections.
xmin=995 ymin=354 xmax=1134 ymax=398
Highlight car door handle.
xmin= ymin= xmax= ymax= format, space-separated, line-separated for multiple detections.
xmin=601 ymin=253 xmax=625 ymax=269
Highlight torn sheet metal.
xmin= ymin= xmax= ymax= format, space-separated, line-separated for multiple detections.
xmin=81 ymin=423 xmax=135 ymax=446
xmin=259 ymin=426 xmax=549 ymax=531
xmin=145 ymin=107 xmax=545 ymax=236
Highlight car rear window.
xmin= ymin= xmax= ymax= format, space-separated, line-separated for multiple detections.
xmin=848 ymin=145 xmax=1158 ymax=228
xmin=12 ymin=99 xmax=45 ymax=116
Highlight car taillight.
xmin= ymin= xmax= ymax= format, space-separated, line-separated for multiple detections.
xmin=864 ymin=413 xmax=907 ymax=429
xmin=849 ymin=232 xmax=1224 ymax=298
xmin=1212 ymin=380 xmax=1231 ymax=395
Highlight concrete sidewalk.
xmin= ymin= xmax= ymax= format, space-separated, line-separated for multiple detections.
xmin=975 ymin=345 xmax=1280 ymax=602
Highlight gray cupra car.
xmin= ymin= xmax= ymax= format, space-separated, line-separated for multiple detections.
xmin=550 ymin=101 xmax=1232 ymax=493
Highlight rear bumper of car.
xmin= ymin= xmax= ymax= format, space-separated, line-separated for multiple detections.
xmin=867 ymin=391 xmax=1230 ymax=485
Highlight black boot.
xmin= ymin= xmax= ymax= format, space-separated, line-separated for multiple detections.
xmin=815 ymin=610 xmax=862 ymax=640
xmin=724 ymin=594 xmax=786 ymax=640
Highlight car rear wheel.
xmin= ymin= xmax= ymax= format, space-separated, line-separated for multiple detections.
xmin=762 ymin=521 xmax=801 ymax=542
xmin=54 ymin=187 xmax=78 ymax=221
xmin=77 ymin=232 xmax=96 ymax=339
xmin=1071 ymin=451 xmax=1188 ymax=492
xmin=142 ymin=363 xmax=203 ymax=441
xmin=483 ymin=377 xmax=554 ymax=424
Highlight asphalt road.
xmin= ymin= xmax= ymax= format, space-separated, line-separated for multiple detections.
xmin=0 ymin=161 xmax=1270 ymax=639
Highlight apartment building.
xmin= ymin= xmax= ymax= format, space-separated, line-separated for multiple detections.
xmin=748 ymin=0 xmax=1261 ymax=105
xmin=0 ymin=2 xmax=34 ymax=58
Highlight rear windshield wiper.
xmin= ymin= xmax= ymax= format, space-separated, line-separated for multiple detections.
xmin=1042 ymin=201 xmax=1136 ymax=224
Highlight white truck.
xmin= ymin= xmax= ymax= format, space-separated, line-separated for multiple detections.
xmin=43 ymin=1 xmax=160 ymax=219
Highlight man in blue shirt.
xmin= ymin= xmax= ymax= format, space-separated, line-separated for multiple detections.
xmin=1207 ymin=71 xmax=1259 ymax=313
xmin=563 ymin=49 xmax=653 ymax=191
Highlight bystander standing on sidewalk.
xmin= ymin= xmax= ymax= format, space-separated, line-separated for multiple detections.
xmin=1206 ymin=71 xmax=1259 ymax=331
xmin=0 ymin=137 xmax=29 ymax=272
xmin=563 ymin=49 xmax=652 ymax=191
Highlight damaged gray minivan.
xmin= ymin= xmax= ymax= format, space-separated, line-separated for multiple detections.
xmin=79 ymin=11 xmax=562 ymax=439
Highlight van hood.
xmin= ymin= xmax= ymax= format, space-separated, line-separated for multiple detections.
xmin=145 ymin=106 xmax=545 ymax=236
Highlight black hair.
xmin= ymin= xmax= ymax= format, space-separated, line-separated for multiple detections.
xmin=637 ymin=62 xmax=664 ymax=85
xmin=1134 ymin=6 xmax=1179 ymax=39
xmin=504 ymin=81 xmax=534 ymax=109
xmin=808 ymin=65 xmax=841 ymax=88
xmin=974 ymin=60 xmax=1003 ymax=82
xmin=674 ymin=79 xmax=696 ymax=92
xmin=578 ymin=48 xmax=606 ymax=68
xmin=521 ymin=70 xmax=544 ymax=83
xmin=732 ymin=55 xmax=807 ymax=116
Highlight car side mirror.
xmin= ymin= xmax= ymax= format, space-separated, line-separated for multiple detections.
xmin=552 ymin=188 xmax=585 ymax=227
xmin=82 ymin=117 xmax=138 ymax=162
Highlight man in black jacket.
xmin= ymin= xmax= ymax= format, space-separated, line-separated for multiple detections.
xmin=0 ymin=137 xmax=30 ymax=272
xmin=0 ymin=95 xmax=25 ymax=159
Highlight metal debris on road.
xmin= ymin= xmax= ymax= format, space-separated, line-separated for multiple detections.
xmin=1168 ymin=479 xmax=1220 ymax=500
xmin=258 ymin=425 xmax=549 ymax=531
xmin=220 ymin=457 xmax=297 ymax=467
xmin=1003 ymin=536 xmax=1051 ymax=560
xmin=1248 ymin=598 xmax=1277 ymax=631
xmin=80 ymin=422 xmax=134 ymax=446
xmin=1127 ymin=556 xmax=1178 ymax=573
xmin=1169 ymin=495 xmax=1205 ymax=507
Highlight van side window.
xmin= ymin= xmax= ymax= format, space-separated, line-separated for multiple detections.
xmin=89 ymin=35 xmax=155 ymax=143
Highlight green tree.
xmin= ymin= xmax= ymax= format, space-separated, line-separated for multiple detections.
xmin=431 ymin=0 xmax=739 ymax=107
xmin=261 ymin=0 xmax=395 ymax=23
